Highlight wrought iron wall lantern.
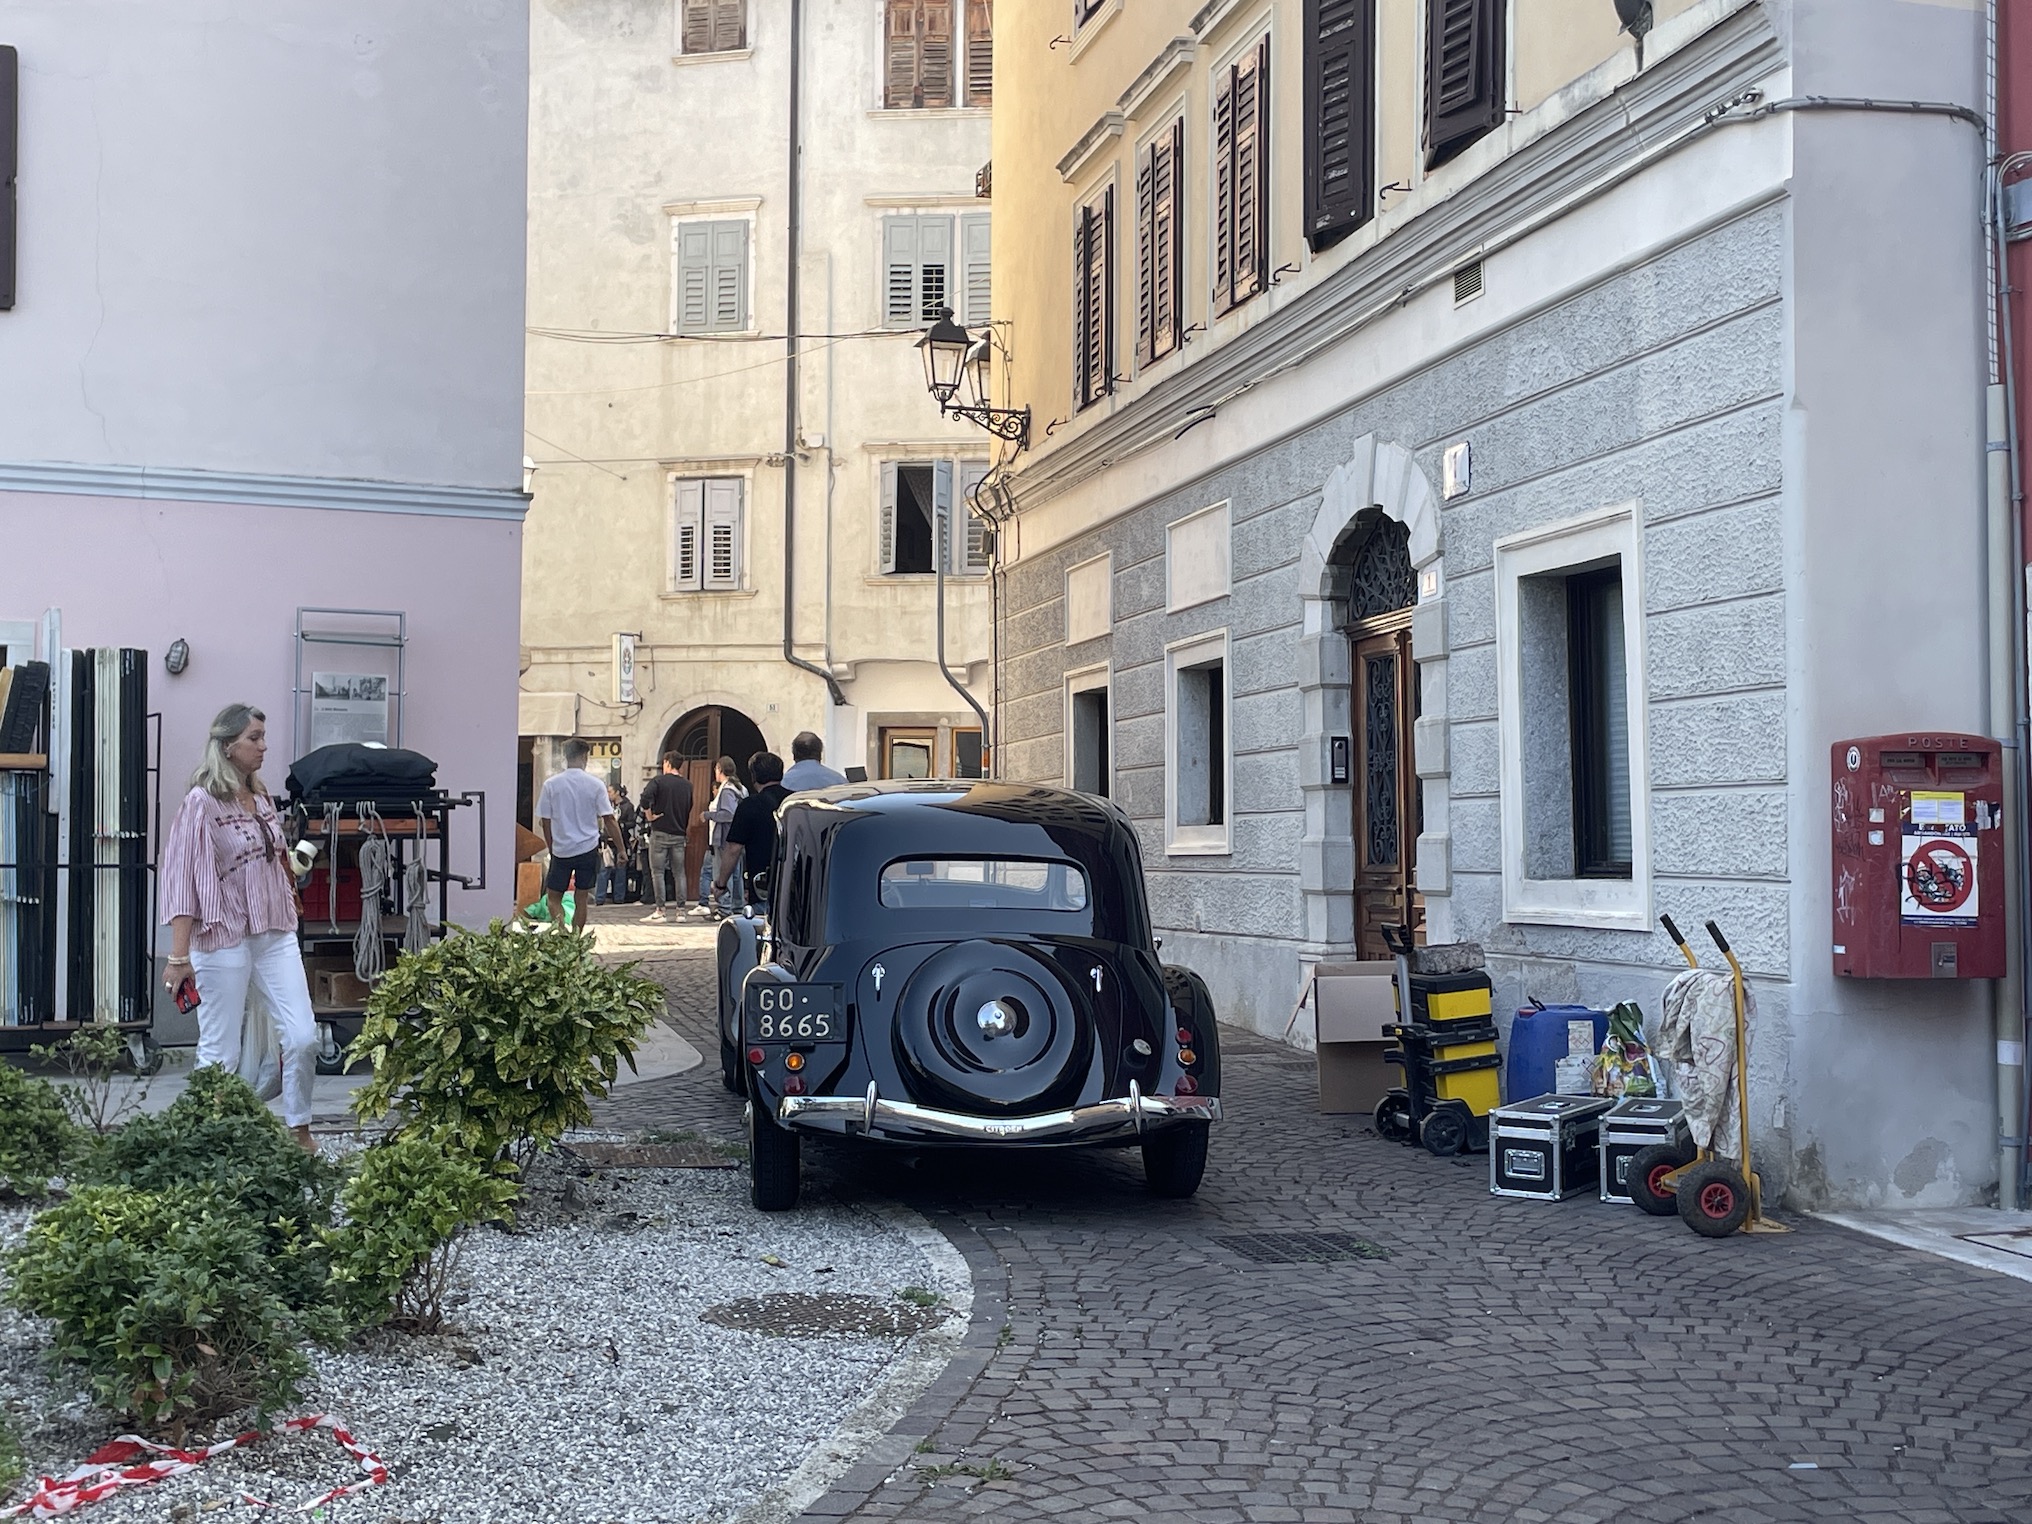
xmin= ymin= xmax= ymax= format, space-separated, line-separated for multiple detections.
xmin=915 ymin=307 xmax=1031 ymax=447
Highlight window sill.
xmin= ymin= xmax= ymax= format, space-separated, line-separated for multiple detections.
xmin=671 ymin=48 xmax=753 ymax=67
xmin=863 ymin=573 xmax=990 ymax=586
xmin=1165 ymin=829 xmax=1231 ymax=858
xmin=1502 ymin=878 xmax=1651 ymax=931
xmin=669 ymin=328 xmax=760 ymax=340
xmin=660 ymin=588 xmax=759 ymax=601
xmin=868 ymin=106 xmax=992 ymax=120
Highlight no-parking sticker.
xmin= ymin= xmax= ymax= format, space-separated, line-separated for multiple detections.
xmin=1901 ymin=825 xmax=1979 ymax=927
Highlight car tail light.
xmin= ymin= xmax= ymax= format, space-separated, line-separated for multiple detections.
xmin=784 ymin=1075 xmax=807 ymax=1096
xmin=1174 ymin=1074 xmax=1198 ymax=1096
xmin=1177 ymin=1027 xmax=1194 ymax=1045
xmin=747 ymin=1047 xmax=765 ymax=1066
xmin=785 ymin=1052 xmax=806 ymax=1072
xmin=1177 ymin=1048 xmax=1197 ymax=1066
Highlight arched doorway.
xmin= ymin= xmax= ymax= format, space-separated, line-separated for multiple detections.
xmin=1332 ymin=512 xmax=1421 ymax=959
xmin=657 ymin=705 xmax=768 ymax=896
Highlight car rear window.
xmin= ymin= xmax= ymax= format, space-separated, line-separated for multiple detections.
xmin=878 ymin=857 xmax=1090 ymax=912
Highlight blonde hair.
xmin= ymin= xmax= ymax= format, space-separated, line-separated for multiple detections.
xmin=192 ymin=703 xmax=267 ymax=800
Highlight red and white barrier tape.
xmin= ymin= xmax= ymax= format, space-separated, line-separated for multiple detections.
xmin=0 ymin=1414 xmax=388 ymax=1518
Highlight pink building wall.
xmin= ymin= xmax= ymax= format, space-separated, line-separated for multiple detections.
xmin=0 ymin=489 xmax=522 ymax=928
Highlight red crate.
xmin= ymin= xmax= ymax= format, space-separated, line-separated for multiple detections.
xmin=300 ymin=866 xmax=362 ymax=923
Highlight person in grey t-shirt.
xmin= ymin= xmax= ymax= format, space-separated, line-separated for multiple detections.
xmin=535 ymin=738 xmax=620 ymax=932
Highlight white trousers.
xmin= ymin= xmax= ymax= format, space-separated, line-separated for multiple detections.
xmin=190 ymin=930 xmax=319 ymax=1127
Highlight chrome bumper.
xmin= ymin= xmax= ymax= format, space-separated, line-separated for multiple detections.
xmin=775 ymin=1080 xmax=1221 ymax=1143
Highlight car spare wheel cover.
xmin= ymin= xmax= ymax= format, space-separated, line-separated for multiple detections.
xmin=892 ymin=941 xmax=1094 ymax=1112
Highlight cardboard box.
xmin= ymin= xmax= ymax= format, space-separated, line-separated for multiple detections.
xmin=1313 ymin=960 xmax=1396 ymax=1113
xmin=312 ymin=968 xmax=374 ymax=1011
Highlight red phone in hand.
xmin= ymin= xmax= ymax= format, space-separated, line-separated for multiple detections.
xmin=173 ymin=976 xmax=201 ymax=1014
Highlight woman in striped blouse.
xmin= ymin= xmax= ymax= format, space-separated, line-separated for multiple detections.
xmin=159 ymin=703 xmax=319 ymax=1152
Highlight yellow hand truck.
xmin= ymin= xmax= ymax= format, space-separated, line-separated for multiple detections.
xmin=1625 ymin=915 xmax=1789 ymax=1237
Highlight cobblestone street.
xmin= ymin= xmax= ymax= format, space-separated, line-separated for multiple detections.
xmin=596 ymin=947 xmax=2032 ymax=1524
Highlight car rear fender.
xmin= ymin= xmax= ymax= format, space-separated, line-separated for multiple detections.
xmin=716 ymin=915 xmax=763 ymax=1053
xmin=1160 ymin=963 xmax=1222 ymax=1099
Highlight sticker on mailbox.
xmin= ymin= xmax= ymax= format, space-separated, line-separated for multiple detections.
xmin=1901 ymin=825 xmax=1978 ymax=927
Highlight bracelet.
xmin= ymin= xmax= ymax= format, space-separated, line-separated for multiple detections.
xmin=165 ymin=955 xmax=191 ymax=967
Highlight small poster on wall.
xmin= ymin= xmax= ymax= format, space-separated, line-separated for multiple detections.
xmin=310 ymin=672 xmax=390 ymax=749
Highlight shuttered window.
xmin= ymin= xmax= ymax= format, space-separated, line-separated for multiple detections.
xmin=1213 ymin=35 xmax=1271 ymax=314
xmin=1425 ymin=0 xmax=1504 ymax=167
xmin=883 ymin=214 xmax=959 ymax=327
xmin=881 ymin=460 xmax=991 ymax=575
xmin=679 ymin=0 xmax=746 ymax=54
xmin=1304 ymin=0 xmax=1374 ymax=251
xmin=673 ymin=219 xmax=748 ymax=333
xmin=1073 ymin=185 xmax=1114 ymax=411
xmin=673 ymin=478 xmax=744 ymax=592
xmin=1135 ymin=119 xmax=1185 ymax=367
xmin=965 ymin=0 xmax=993 ymax=105
xmin=885 ymin=0 xmax=955 ymax=109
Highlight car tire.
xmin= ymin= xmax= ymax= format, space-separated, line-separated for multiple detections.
xmin=720 ymin=1032 xmax=744 ymax=1095
xmin=1627 ymin=1141 xmax=1696 ymax=1217
xmin=1142 ymin=1122 xmax=1209 ymax=1199
xmin=748 ymin=1097 xmax=801 ymax=1212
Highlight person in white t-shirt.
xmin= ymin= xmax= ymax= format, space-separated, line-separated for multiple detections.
xmin=535 ymin=738 xmax=621 ymax=932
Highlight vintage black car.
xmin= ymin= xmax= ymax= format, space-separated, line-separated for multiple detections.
xmin=716 ymin=781 xmax=1223 ymax=1211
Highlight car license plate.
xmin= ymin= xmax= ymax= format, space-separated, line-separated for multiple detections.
xmin=744 ymin=983 xmax=842 ymax=1042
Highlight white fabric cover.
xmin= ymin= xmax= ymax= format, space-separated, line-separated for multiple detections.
xmin=1654 ymin=967 xmax=1753 ymax=1159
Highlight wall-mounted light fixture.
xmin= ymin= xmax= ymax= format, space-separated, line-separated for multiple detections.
xmin=915 ymin=308 xmax=1030 ymax=447
xmin=164 ymin=638 xmax=190 ymax=676
xmin=1614 ymin=0 xmax=1654 ymax=68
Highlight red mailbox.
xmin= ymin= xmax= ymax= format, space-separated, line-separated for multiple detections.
xmin=1832 ymin=733 xmax=2004 ymax=979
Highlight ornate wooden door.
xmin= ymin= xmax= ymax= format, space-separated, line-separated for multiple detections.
xmin=1340 ymin=514 xmax=1422 ymax=959
xmin=1352 ymin=628 xmax=1419 ymax=959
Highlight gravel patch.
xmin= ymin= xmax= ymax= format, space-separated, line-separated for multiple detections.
xmin=0 ymin=1147 xmax=970 ymax=1523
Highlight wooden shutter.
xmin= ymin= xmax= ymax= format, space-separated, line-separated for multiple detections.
xmin=676 ymin=224 xmax=711 ymax=331
xmin=917 ymin=214 xmax=953 ymax=321
xmin=673 ymin=480 xmax=705 ymax=591
xmin=920 ymin=2 xmax=955 ymax=108
xmin=1074 ymin=190 xmax=1113 ymax=409
xmin=965 ymin=0 xmax=993 ymax=106
xmin=1140 ymin=119 xmax=1183 ymax=363
xmin=1212 ymin=68 xmax=1235 ymax=308
xmin=0 ymin=47 xmax=14 ymax=312
xmin=703 ymin=479 xmax=742 ymax=590
xmin=932 ymin=460 xmax=955 ymax=574
xmin=885 ymin=0 xmax=920 ymax=108
xmin=960 ymin=213 xmax=992 ymax=328
xmin=1231 ymin=37 xmax=1268 ymax=305
xmin=710 ymin=221 xmax=747 ymax=329
xmin=712 ymin=0 xmax=746 ymax=52
xmin=1135 ymin=145 xmax=1156 ymax=367
xmin=1304 ymin=0 xmax=1374 ymax=250
xmin=958 ymin=461 xmax=991 ymax=572
xmin=883 ymin=217 xmax=919 ymax=325
xmin=1426 ymin=0 xmax=1504 ymax=166
xmin=681 ymin=0 xmax=715 ymax=54
xmin=879 ymin=462 xmax=900 ymax=574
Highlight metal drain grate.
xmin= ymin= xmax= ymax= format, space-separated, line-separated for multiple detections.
xmin=1215 ymin=1231 xmax=1388 ymax=1265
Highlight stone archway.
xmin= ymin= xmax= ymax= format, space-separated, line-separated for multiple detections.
xmin=1295 ymin=437 xmax=1452 ymax=951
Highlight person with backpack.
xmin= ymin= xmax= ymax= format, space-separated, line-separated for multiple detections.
xmin=690 ymin=756 xmax=745 ymax=917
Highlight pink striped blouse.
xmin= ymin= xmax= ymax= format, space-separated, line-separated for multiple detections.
xmin=159 ymin=786 xmax=300 ymax=951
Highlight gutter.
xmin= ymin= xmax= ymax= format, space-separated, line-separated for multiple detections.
xmin=782 ymin=0 xmax=847 ymax=709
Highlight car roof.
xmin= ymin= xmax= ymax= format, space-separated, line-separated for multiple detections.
xmin=784 ymin=778 xmax=1124 ymax=830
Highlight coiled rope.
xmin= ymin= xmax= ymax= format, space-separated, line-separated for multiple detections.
xmin=354 ymin=834 xmax=390 ymax=982
xmin=402 ymin=854 xmax=429 ymax=954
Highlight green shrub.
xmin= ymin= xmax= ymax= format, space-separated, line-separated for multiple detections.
xmin=80 ymin=1072 xmax=338 ymax=1313
xmin=0 ymin=1062 xmax=79 ymax=1198
xmin=324 ymin=1133 xmax=518 ymax=1333
xmin=349 ymin=922 xmax=663 ymax=1163
xmin=3 ymin=1185 xmax=339 ymax=1430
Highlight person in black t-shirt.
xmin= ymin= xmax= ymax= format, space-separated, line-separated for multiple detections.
xmin=637 ymin=753 xmax=695 ymax=921
xmin=715 ymin=751 xmax=789 ymax=911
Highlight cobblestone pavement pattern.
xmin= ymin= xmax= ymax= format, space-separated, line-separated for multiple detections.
xmin=595 ymin=941 xmax=2032 ymax=1524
